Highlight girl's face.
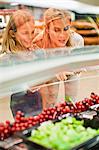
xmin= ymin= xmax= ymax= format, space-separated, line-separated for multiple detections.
xmin=48 ymin=18 xmax=71 ymax=47
xmin=15 ymin=20 xmax=35 ymax=49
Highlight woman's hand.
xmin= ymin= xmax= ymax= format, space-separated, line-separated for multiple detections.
xmin=56 ymin=71 xmax=74 ymax=81
xmin=56 ymin=68 xmax=87 ymax=81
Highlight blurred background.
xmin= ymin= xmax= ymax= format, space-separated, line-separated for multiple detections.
xmin=0 ymin=0 xmax=99 ymax=52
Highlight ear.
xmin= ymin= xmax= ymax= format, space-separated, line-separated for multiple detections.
xmin=9 ymin=30 xmax=15 ymax=37
xmin=69 ymin=17 xmax=71 ymax=25
xmin=66 ymin=17 xmax=71 ymax=25
xmin=46 ymin=28 xmax=49 ymax=33
xmin=45 ymin=25 xmax=49 ymax=33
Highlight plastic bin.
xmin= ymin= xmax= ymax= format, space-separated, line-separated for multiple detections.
xmin=16 ymin=115 xmax=99 ymax=150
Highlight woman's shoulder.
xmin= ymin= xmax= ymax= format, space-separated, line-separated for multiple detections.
xmin=70 ymin=30 xmax=84 ymax=47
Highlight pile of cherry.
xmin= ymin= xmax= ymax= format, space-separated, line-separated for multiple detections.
xmin=0 ymin=92 xmax=99 ymax=140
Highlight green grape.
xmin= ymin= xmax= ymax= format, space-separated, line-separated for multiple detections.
xmin=28 ymin=117 xmax=98 ymax=150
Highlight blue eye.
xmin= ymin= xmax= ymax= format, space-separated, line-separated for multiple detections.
xmin=64 ymin=26 xmax=70 ymax=31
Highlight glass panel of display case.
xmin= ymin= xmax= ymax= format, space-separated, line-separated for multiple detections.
xmin=0 ymin=69 xmax=99 ymax=122
xmin=0 ymin=46 xmax=99 ymax=97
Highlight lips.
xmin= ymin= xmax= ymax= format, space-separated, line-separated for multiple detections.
xmin=24 ymin=41 xmax=32 ymax=47
xmin=57 ymin=40 xmax=66 ymax=47
xmin=58 ymin=39 xmax=66 ymax=44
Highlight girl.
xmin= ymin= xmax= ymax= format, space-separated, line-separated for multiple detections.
xmin=2 ymin=9 xmax=37 ymax=54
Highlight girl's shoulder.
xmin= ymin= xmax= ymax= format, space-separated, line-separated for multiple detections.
xmin=33 ymin=31 xmax=44 ymax=48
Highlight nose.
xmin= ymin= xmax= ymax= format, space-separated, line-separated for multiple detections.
xmin=26 ymin=24 xmax=34 ymax=40
xmin=59 ymin=30 xmax=66 ymax=38
xmin=28 ymin=33 xmax=33 ymax=43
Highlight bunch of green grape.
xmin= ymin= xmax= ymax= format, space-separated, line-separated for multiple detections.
xmin=29 ymin=117 xmax=99 ymax=150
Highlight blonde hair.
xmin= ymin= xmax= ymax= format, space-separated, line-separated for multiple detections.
xmin=42 ymin=8 xmax=72 ymax=48
xmin=2 ymin=9 xmax=34 ymax=54
xmin=44 ymin=8 xmax=71 ymax=24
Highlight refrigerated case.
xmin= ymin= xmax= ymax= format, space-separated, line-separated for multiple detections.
xmin=0 ymin=46 xmax=99 ymax=122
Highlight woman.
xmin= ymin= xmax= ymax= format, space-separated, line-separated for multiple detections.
xmin=33 ymin=8 xmax=84 ymax=107
xmin=2 ymin=9 xmax=37 ymax=54
xmin=33 ymin=8 xmax=84 ymax=49
xmin=33 ymin=8 xmax=84 ymax=80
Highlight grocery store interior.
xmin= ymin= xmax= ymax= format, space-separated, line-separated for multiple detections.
xmin=0 ymin=0 xmax=99 ymax=149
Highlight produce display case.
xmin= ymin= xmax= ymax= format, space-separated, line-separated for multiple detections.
xmin=0 ymin=46 xmax=99 ymax=149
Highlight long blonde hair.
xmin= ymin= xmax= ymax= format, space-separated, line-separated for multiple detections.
xmin=2 ymin=9 xmax=34 ymax=54
xmin=42 ymin=8 xmax=72 ymax=48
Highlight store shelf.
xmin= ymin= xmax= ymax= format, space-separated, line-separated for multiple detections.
xmin=2 ymin=0 xmax=99 ymax=14
xmin=0 ymin=46 xmax=99 ymax=97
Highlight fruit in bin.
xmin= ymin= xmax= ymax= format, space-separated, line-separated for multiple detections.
xmin=0 ymin=92 xmax=99 ymax=141
xmin=90 ymin=92 xmax=99 ymax=104
xmin=0 ymin=122 xmax=12 ymax=140
xmin=5 ymin=120 xmax=10 ymax=125
xmin=90 ymin=92 xmax=97 ymax=99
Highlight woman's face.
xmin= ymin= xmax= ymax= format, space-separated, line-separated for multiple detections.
xmin=15 ymin=20 xmax=35 ymax=49
xmin=48 ymin=18 xmax=71 ymax=47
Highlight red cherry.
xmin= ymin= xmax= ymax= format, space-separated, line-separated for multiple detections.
xmin=16 ymin=111 xmax=24 ymax=116
xmin=11 ymin=127 xmax=16 ymax=132
xmin=4 ymin=129 xmax=9 ymax=134
xmin=33 ymin=116 xmax=40 ymax=121
xmin=42 ymin=111 xmax=46 ymax=115
xmin=32 ymin=122 xmax=36 ymax=126
xmin=51 ymin=109 xmax=55 ymax=114
xmin=65 ymin=106 xmax=70 ymax=113
xmin=21 ymin=126 xmax=26 ymax=131
xmin=40 ymin=114 xmax=44 ymax=119
xmin=5 ymin=121 xmax=10 ymax=125
xmin=16 ymin=127 xmax=21 ymax=131
xmin=46 ymin=111 xmax=51 ymax=115
xmin=28 ymin=116 xmax=34 ymax=121
xmin=28 ymin=124 xmax=33 ymax=128
xmin=15 ymin=123 xmax=20 ymax=128
xmin=45 ymin=115 xmax=48 ymax=119
xmin=96 ymin=99 xmax=99 ymax=104
xmin=39 ymin=119 xmax=43 ymax=123
xmin=49 ymin=115 xmax=53 ymax=119
xmin=0 ymin=126 xmax=4 ymax=131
